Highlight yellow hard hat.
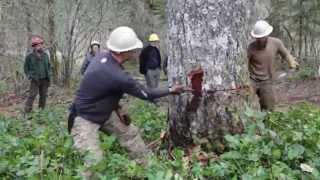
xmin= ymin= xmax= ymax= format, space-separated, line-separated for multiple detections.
xmin=148 ymin=33 xmax=160 ymax=42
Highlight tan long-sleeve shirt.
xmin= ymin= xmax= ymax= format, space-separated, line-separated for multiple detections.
xmin=247 ymin=37 xmax=291 ymax=81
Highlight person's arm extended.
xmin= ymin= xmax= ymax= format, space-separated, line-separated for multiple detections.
xmin=277 ymin=39 xmax=299 ymax=69
xmin=120 ymin=75 xmax=184 ymax=101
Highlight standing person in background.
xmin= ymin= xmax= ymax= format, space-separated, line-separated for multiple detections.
xmin=24 ymin=35 xmax=51 ymax=113
xmin=80 ymin=40 xmax=101 ymax=75
xmin=139 ymin=33 xmax=161 ymax=89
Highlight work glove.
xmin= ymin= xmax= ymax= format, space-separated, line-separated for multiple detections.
xmin=287 ymin=55 xmax=299 ymax=69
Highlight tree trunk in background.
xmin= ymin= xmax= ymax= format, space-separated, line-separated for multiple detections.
xmin=298 ymin=0 xmax=303 ymax=58
xmin=304 ymin=17 xmax=308 ymax=58
xmin=0 ymin=0 xmax=6 ymax=55
xmin=22 ymin=1 xmax=32 ymax=42
xmin=47 ymin=0 xmax=59 ymax=84
xmin=167 ymin=0 xmax=261 ymax=150
xmin=63 ymin=0 xmax=82 ymax=88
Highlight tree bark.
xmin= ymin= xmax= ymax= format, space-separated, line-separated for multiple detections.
xmin=167 ymin=0 xmax=260 ymax=150
xmin=46 ymin=0 xmax=59 ymax=84
xmin=0 ymin=0 xmax=6 ymax=55
xmin=298 ymin=0 xmax=303 ymax=58
xmin=63 ymin=0 xmax=82 ymax=87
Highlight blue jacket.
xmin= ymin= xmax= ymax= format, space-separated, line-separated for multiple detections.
xmin=80 ymin=53 xmax=98 ymax=75
xmin=73 ymin=53 xmax=170 ymax=125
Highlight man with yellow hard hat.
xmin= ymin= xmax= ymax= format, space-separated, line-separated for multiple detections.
xmin=139 ymin=33 xmax=162 ymax=89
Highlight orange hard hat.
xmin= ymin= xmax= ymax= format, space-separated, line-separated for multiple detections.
xmin=31 ymin=35 xmax=44 ymax=46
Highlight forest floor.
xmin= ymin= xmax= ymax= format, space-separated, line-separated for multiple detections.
xmin=1 ymin=70 xmax=320 ymax=179
xmin=1 ymin=69 xmax=320 ymax=119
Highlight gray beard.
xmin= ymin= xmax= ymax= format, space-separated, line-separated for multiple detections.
xmin=36 ymin=49 xmax=44 ymax=54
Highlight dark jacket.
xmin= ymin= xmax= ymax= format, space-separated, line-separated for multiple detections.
xmin=24 ymin=51 xmax=51 ymax=80
xmin=73 ymin=53 xmax=170 ymax=125
xmin=80 ymin=52 xmax=97 ymax=75
xmin=139 ymin=45 xmax=161 ymax=74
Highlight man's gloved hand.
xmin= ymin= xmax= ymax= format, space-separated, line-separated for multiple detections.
xmin=287 ymin=56 xmax=300 ymax=69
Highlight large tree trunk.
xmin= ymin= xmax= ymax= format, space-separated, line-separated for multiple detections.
xmin=167 ymin=0 xmax=265 ymax=150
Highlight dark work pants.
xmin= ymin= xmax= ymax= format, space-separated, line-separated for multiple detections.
xmin=251 ymin=79 xmax=275 ymax=111
xmin=145 ymin=68 xmax=160 ymax=89
xmin=25 ymin=79 xmax=49 ymax=113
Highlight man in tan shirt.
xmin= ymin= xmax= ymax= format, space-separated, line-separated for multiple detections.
xmin=248 ymin=20 xmax=299 ymax=110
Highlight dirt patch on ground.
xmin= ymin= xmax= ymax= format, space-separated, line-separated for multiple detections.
xmin=0 ymin=85 xmax=74 ymax=118
xmin=0 ymin=92 xmax=25 ymax=117
xmin=274 ymin=77 xmax=320 ymax=106
xmin=1 ymin=75 xmax=320 ymax=118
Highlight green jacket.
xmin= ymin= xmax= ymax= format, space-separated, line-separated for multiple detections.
xmin=24 ymin=51 xmax=52 ymax=80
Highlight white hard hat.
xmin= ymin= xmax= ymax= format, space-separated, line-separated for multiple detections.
xmin=251 ymin=20 xmax=273 ymax=38
xmin=91 ymin=40 xmax=100 ymax=46
xmin=106 ymin=26 xmax=143 ymax=53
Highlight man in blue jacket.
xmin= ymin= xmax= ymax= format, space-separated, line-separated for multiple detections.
xmin=69 ymin=26 xmax=186 ymax=177
xmin=80 ymin=40 xmax=101 ymax=75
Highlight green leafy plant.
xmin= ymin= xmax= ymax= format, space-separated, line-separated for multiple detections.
xmin=1 ymin=102 xmax=320 ymax=179
xmin=129 ymin=100 xmax=167 ymax=141
xmin=0 ymin=106 xmax=84 ymax=179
